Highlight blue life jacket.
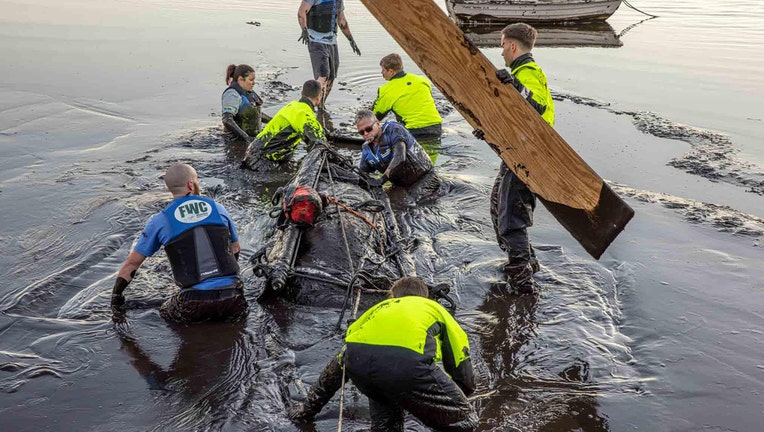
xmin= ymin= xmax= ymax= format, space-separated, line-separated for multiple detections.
xmin=161 ymin=196 xmax=239 ymax=289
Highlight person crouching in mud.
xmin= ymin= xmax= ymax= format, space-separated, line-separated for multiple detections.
xmin=355 ymin=109 xmax=438 ymax=203
xmin=111 ymin=163 xmax=247 ymax=323
xmin=242 ymin=79 xmax=326 ymax=171
xmin=289 ymin=276 xmax=479 ymax=431
xmin=222 ymin=64 xmax=264 ymax=142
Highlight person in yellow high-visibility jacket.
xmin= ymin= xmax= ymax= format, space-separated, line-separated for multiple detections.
xmin=372 ymin=53 xmax=443 ymax=146
xmin=474 ymin=22 xmax=555 ymax=295
xmin=288 ymin=277 xmax=478 ymax=431
xmin=242 ymin=80 xmax=326 ymax=171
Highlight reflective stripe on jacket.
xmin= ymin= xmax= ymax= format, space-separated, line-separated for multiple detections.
xmin=512 ymin=59 xmax=555 ymax=127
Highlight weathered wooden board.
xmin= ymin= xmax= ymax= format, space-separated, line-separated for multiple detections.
xmin=361 ymin=0 xmax=633 ymax=259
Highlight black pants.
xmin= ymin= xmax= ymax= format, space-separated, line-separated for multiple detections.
xmin=299 ymin=356 xmax=477 ymax=431
xmin=350 ymin=363 xmax=478 ymax=432
xmin=490 ymin=163 xmax=537 ymax=278
xmin=159 ymin=282 xmax=248 ymax=323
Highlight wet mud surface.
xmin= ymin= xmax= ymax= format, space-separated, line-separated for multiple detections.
xmin=2 ymin=1 xmax=764 ymax=431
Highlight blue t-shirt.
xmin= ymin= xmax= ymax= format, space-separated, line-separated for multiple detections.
xmin=134 ymin=196 xmax=240 ymax=290
xmin=306 ymin=0 xmax=344 ymax=45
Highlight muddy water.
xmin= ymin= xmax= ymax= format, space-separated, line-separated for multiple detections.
xmin=1 ymin=0 xmax=763 ymax=431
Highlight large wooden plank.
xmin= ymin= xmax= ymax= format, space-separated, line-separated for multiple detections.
xmin=360 ymin=0 xmax=633 ymax=259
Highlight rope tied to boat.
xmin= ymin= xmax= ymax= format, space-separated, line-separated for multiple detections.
xmin=622 ymin=0 xmax=658 ymax=18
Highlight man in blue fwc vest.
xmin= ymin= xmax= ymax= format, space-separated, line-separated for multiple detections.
xmin=111 ymin=163 xmax=247 ymax=323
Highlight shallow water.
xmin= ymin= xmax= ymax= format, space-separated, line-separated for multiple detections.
xmin=1 ymin=0 xmax=763 ymax=431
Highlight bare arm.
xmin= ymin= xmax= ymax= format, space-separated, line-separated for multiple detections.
xmin=297 ymin=1 xmax=311 ymax=29
xmin=232 ymin=241 xmax=241 ymax=256
xmin=117 ymin=250 xmax=146 ymax=282
xmin=338 ymin=10 xmax=353 ymax=40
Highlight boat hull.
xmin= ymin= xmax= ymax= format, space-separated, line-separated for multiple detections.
xmin=462 ymin=22 xmax=622 ymax=48
xmin=447 ymin=0 xmax=622 ymax=24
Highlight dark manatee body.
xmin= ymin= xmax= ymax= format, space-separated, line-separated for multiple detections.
xmin=256 ymin=146 xmax=406 ymax=308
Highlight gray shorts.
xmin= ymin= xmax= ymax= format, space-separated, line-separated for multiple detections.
xmin=308 ymin=41 xmax=339 ymax=80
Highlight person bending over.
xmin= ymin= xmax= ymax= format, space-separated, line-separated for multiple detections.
xmin=355 ymin=109 xmax=432 ymax=188
xmin=222 ymin=64 xmax=264 ymax=141
xmin=289 ymin=276 xmax=478 ymax=431
xmin=242 ymin=79 xmax=326 ymax=171
xmin=111 ymin=163 xmax=247 ymax=323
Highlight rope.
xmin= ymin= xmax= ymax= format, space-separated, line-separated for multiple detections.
xmin=337 ymin=364 xmax=347 ymax=432
xmin=324 ymin=196 xmax=380 ymax=234
xmin=622 ymin=0 xmax=658 ymax=18
xmin=338 ymin=267 xmax=364 ymax=432
xmin=326 ymin=159 xmax=355 ymax=276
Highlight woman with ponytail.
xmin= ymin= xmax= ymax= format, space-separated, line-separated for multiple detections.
xmin=222 ymin=64 xmax=264 ymax=141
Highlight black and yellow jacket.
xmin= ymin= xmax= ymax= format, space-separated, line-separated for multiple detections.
xmin=510 ymin=53 xmax=555 ymax=127
xmin=254 ymin=97 xmax=325 ymax=162
xmin=372 ymin=71 xmax=442 ymax=131
xmin=343 ymin=295 xmax=475 ymax=395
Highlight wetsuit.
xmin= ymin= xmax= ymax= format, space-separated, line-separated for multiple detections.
xmin=134 ymin=195 xmax=247 ymax=322
xmin=221 ymin=81 xmax=263 ymax=140
xmin=358 ymin=120 xmax=432 ymax=187
xmin=372 ymin=71 xmax=442 ymax=140
xmin=490 ymin=53 xmax=555 ymax=292
xmin=305 ymin=0 xmax=343 ymax=80
xmin=293 ymin=296 xmax=478 ymax=431
xmin=243 ymin=97 xmax=325 ymax=170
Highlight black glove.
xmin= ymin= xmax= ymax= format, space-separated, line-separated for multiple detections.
xmin=111 ymin=273 xmax=134 ymax=323
xmin=298 ymin=27 xmax=310 ymax=45
xmin=472 ymin=128 xmax=485 ymax=141
xmin=496 ymin=69 xmax=517 ymax=87
xmin=349 ymin=37 xmax=361 ymax=56
xmin=112 ymin=276 xmax=130 ymax=297
xmin=287 ymin=403 xmax=314 ymax=423
xmin=222 ymin=111 xmax=252 ymax=142
xmin=111 ymin=295 xmax=126 ymax=324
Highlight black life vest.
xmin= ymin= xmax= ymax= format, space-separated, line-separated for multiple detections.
xmin=307 ymin=0 xmax=339 ymax=34
xmin=162 ymin=197 xmax=240 ymax=288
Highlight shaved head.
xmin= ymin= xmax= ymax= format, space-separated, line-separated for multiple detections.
xmin=164 ymin=163 xmax=198 ymax=195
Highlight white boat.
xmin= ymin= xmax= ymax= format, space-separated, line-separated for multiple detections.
xmin=446 ymin=0 xmax=623 ymax=24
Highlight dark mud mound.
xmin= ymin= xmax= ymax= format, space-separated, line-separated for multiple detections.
xmin=254 ymin=146 xmax=405 ymax=309
xmin=557 ymin=92 xmax=764 ymax=195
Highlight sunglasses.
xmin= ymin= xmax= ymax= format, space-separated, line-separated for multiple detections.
xmin=357 ymin=124 xmax=375 ymax=136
